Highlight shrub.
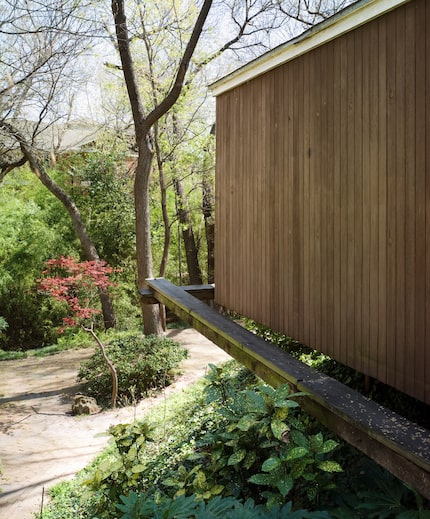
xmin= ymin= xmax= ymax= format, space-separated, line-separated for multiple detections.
xmin=161 ymin=365 xmax=342 ymax=510
xmin=77 ymin=362 xmax=340 ymax=517
xmin=0 ymin=289 xmax=65 ymax=350
xmin=77 ymin=334 xmax=189 ymax=406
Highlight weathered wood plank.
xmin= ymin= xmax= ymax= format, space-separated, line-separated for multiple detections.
xmin=139 ymin=284 xmax=214 ymax=305
xmin=377 ymin=15 xmax=388 ymax=386
xmin=145 ymin=277 xmax=430 ymax=499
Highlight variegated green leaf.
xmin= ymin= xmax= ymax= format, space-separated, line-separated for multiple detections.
xmin=248 ymin=473 xmax=272 ymax=486
xmin=271 ymin=419 xmax=289 ymax=440
xmin=277 ymin=476 xmax=294 ymax=497
xmin=262 ymin=456 xmax=281 ymax=472
xmin=286 ymin=446 xmax=309 ymax=461
xmin=317 ymin=460 xmax=343 ymax=472
xmin=227 ymin=449 xmax=247 ymax=465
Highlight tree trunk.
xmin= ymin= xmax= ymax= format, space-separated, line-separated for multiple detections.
xmin=112 ymin=0 xmax=213 ymax=334
xmin=174 ymin=177 xmax=203 ymax=285
xmin=155 ymin=125 xmax=170 ymax=278
xmin=97 ymin=289 xmax=116 ymax=329
xmin=135 ymin=139 xmax=164 ymax=335
xmin=202 ymin=175 xmax=215 ymax=284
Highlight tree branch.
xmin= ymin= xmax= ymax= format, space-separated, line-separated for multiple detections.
xmin=0 ymin=155 xmax=27 ymax=182
xmin=112 ymin=0 xmax=146 ymax=137
xmin=142 ymin=0 xmax=213 ymax=135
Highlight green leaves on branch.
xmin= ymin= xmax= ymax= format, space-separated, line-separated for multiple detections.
xmin=83 ymin=420 xmax=155 ymax=508
xmin=193 ymin=365 xmax=341 ymax=509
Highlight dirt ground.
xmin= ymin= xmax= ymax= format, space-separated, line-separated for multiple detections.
xmin=0 ymin=328 xmax=231 ymax=519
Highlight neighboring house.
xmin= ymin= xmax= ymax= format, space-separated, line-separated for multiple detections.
xmin=0 ymin=119 xmax=137 ymax=179
xmin=0 ymin=120 xmax=104 ymax=155
xmin=44 ymin=122 xmax=104 ymax=154
xmin=211 ymin=0 xmax=429 ymax=405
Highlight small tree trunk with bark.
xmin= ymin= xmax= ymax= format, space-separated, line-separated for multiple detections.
xmin=135 ymin=140 xmax=164 ymax=336
xmin=155 ymin=125 xmax=170 ymax=278
xmin=202 ymin=174 xmax=215 ymax=284
xmin=174 ymin=177 xmax=203 ymax=285
xmin=85 ymin=324 xmax=118 ymax=408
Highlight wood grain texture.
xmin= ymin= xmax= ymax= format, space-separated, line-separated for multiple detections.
xmin=215 ymin=0 xmax=430 ymax=404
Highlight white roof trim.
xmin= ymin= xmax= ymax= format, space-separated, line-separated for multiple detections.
xmin=210 ymin=0 xmax=411 ymax=97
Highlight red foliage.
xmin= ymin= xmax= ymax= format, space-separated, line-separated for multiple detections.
xmin=38 ymin=256 xmax=118 ymax=332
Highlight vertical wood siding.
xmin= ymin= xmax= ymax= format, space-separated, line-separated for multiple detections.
xmin=215 ymin=0 xmax=430 ymax=404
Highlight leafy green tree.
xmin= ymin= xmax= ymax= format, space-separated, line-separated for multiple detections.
xmin=0 ymin=169 xmax=79 ymax=349
xmin=68 ymin=152 xmax=135 ymax=267
xmin=0 ymin=0 xmax=117 ymax=330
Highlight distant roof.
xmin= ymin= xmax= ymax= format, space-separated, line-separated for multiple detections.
xmin=0 ymin=119 xmax=109 ymax=155
xmin=46 ymin=123 xmax=103 ymax=152
xmin=210 ymin=0 xmax=411 ymax=96
xmin=29 ymin=121 xmax=103 ymax=153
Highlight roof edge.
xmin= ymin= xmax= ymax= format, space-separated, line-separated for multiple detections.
xmin=210 ymin=0 xmax=411 ymax=96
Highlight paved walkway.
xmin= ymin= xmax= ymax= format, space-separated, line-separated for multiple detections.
xmin=0 ymin=328 xmax=231 ymax=519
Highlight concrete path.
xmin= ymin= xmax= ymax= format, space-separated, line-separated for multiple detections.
xmin=0 ymin=328 xmax=231 ymax=519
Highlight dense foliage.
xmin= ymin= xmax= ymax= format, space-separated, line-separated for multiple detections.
xmin=0 ymin=169 xmax=78 ymax=350
xmin=0 ymin=155 xmax=140 ymax=350
xmin=77 ymin=334 xmax=189 ymax=406
xmin=42 ymin=361 xmax=429 ymax=519
xmin=0 ymin=140 xmax=212 ymax=349
xmin=66 ymin=152 xmax=136 ymax=268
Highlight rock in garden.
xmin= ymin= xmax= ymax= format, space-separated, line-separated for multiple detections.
xmin=72 ymin=394 xmax=100 ymax=415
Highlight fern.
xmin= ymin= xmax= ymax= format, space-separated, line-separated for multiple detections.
xmin=116 ymin=493 xmax=330 ymax=519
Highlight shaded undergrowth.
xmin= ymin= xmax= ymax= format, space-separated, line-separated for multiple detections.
xmin=41 ymin=361 xmax=429 ymax=519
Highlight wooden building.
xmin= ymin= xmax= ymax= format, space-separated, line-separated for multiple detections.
xmin=211 ymin=0 xmax=430 ymax=405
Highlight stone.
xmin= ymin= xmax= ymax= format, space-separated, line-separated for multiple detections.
xmin=71 ymin=394 xmax=100 ymax=415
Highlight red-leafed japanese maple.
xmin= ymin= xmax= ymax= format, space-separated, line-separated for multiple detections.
xmin=39 ymin=256 xmax=119 ymax=408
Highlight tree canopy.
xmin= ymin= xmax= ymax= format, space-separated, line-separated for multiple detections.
xmin=0 ymin=0 xmax=356 ymax=345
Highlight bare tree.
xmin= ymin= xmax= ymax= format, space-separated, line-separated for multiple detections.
xmin=0 ymin=0 xmax=91 ymax=174
xmin=275 ymin=0 xmax=356 ymax=29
